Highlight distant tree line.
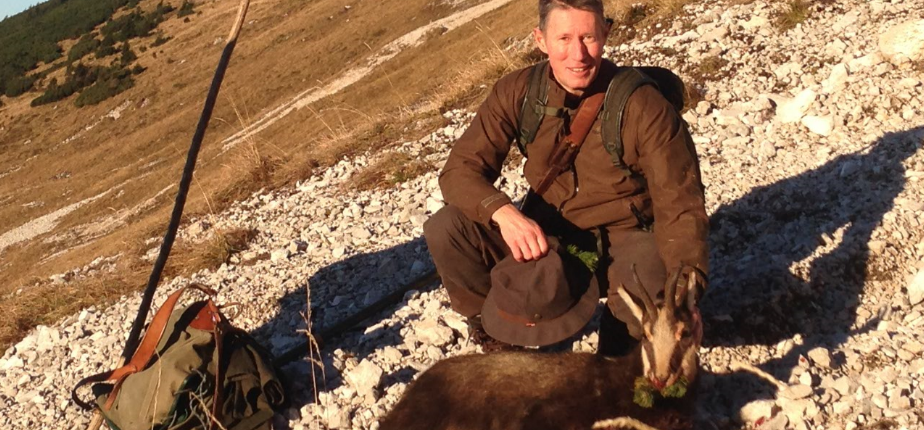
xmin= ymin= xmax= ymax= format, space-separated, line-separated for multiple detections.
xmin=0 ymin=0 xmax=192 ymax=107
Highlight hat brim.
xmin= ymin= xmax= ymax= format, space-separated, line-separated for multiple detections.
xmin=481 ymin=274 xmax=599 ymax=347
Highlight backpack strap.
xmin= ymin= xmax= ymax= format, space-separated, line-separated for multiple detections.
xmin=600 ymin=67 xmax=658 ymax=176
xmin=516 ymin=61 xmax=550 ymax=157
xmin=71 ymin=284 xmax=220 ymax=410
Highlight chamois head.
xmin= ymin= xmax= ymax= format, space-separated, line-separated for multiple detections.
xmin=615 ymin=266 xmax=703 ymax=391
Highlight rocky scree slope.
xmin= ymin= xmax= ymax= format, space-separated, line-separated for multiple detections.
xmin=2 ymin=0 xmax=924 ymax=429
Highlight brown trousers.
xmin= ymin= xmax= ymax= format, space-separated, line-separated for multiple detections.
xmin=423 ymin=205 xmax=667 ymax=340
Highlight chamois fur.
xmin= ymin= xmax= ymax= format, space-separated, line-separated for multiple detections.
xmin=378 ymin=346 xmax=694 ymax=430
xmin=379 ymin=269 xmax=702 ymax=430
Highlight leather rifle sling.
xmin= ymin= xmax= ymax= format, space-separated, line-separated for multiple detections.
xmin=533 ymin=90 xmax=606 ymax=196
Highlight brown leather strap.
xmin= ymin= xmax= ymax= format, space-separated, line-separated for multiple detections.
xmin=79 ymin=285 xmax=218 ymax=411
xmin=534 ymin=90 xmax=606 ymax=196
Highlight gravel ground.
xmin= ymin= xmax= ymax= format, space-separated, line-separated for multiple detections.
xmin=2 ymin=0 xmax=923 ymax=429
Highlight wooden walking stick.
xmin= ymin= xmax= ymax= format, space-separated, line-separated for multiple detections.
xmin=84 ymin=1 xmax=250 ymax=428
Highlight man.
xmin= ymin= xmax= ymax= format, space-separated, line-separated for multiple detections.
xmin=424 ymin=0 xmax=708 ymax=354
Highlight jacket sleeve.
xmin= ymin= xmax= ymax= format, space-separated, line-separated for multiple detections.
xmin=438 ymin=70 xmax=528 ymax=225
xmin=628 ymin=85 xmax=710 ymax=278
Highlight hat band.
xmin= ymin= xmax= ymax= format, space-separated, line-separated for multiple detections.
xmin=496 ymin=308 xmax=537 ymax=327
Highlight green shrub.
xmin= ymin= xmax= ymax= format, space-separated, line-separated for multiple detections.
xmin=177 ymin=1 xmax=195 ymax=18
xmin=96 ymin=34 xmax=117 ymax=58
xmin=119 ymin=40 xmax=137 ymax=66
xmin=4 ymin=75 xmax=36 ymax=97
xmin=68 ymin=33 xmax=100 ymax=62
xmin=151 ymin=34 xmax=171 ymax=47
xmin=75 ymin=68 xmax=133 ymax=107
xmin=101 ymin=9 xmax=161 ymax=42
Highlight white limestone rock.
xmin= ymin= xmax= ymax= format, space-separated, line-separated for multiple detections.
xmin=344 ymin=359 xmax=384 ymax=399
xmin=909 ymin=269 xmax=924 ymax=306
xmin=773 ymin=89 xmax=817 ymax=124
xmin=879 ymin=20 xmax=924 ymax=64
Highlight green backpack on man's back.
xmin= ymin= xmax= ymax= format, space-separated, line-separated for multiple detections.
xmin=515 ymin=60 xmax=687 ymax=177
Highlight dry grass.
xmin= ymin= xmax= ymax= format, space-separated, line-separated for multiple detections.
xmin=0 ymin=255 xmax=148 ymax=348
xmin=350 ymin=152 xmax=435 ymax=191
xmin=775 ymin=0 xmax=810 ymax=31
xmin=171 ymin=227 xmax=257 ymax=273
xmin=648 ymin=0 xmax=693 ymax=17
xmin=689 ymin=55 xmax=730 ymax=82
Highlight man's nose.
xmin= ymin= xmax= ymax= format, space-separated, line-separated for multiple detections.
xmin=568 ymin=39 xmax=590 ymax=59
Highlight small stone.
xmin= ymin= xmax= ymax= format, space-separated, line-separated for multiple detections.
xmin=907 ymin=269 xmax=924 ymax=306
xmin=903 ymin=340 xmax=923 ymax=354
xmin=0 ymin=356 xmax=24 ymax=370
xmin=798 ymin=372 xmax=813 ymax=386
xmin=774 ymin=89 xmax=816 ymax=124
xmin=441 ymin=312 xmax=471 ymax=340
xmin=801 ymin=115 xmax=834 ymax=136
xmin=878 ymin=367 xmax=898 ymax=384
xmin=696 ymin=101 xmax=712 ymax=115
xmin=822 ymin=64 xmax=849 ymax=93
xmin=288 ymin=240 xmax=308 ymax=254
xmin=270 ymin=248 xmax=290 ymax=262
xmin=380 ymin=346 xmax=403 ymax=363
xmin=758 ymin=140 xmax=777 ymax=158
xmin=782 ymin=384 xmax=813 ymax=400
xmin=344 ymin=359 xmax=384 ymax=399
xmin=879 ymin=19 xmax=924 ymax=64
xmin=833 ymin=376 xmax=853 ymax=396
xmin=807 ymin=347 xmax=832 ymax=368
xmin=415 ymin=318 xmax=454 ymax=347
xmin=410 ymin=260 xmax=427 ymax=274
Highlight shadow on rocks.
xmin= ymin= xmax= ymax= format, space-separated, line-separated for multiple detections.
xmin=698 ymin=126 xmax=923 ymax=425
xmin=249 ymin=235 xmax=442 ymax=412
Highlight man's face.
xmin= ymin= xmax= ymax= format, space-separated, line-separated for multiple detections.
xmin=533 ymin=7 xmax=608 ymax=96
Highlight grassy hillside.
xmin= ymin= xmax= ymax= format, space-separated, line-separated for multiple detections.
xmin=0 ymin=0 xmax=687 ymax=348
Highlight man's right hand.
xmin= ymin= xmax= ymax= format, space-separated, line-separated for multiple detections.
xmin=491 ymin=204 xmax=549 ymax=262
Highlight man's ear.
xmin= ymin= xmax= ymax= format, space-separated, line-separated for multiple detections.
xmin=533 ymin=27 xmax=548 ymax=54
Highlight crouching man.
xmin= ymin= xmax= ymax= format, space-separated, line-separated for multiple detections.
xmin=424 ymin=0 xmax=708 ymax=355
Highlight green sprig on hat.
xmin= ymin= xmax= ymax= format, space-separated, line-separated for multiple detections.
xmin=564 ymin=244 xmax=598 ymax=272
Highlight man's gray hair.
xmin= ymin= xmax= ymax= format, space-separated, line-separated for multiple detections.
xmin=538 ymin=0 xmax=605 ymax=31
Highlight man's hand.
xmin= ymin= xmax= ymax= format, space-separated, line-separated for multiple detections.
xmin=491 ymin=204 xmax=549 ymax=262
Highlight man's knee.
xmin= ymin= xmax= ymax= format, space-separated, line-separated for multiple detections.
xmin=423 ymin=205 xmax=468 ymax=244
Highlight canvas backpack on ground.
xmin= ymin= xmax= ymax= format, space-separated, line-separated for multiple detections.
xmin=516 ymin=60 xmax=687 ymax=177
xmin=72 ymin=285 xmax=286 ymax=430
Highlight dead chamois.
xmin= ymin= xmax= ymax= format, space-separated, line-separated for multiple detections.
xmin=378 ymin=269 xmax=703 ymax=430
